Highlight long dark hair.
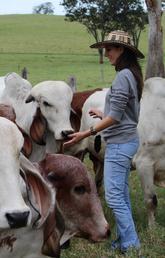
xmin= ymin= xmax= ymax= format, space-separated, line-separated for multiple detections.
xmin=115 ymin=47 xmax=144 ymax=101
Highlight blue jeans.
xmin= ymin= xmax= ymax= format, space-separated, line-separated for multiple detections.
xmin=104 ymin=138 xmax=140 ymax=251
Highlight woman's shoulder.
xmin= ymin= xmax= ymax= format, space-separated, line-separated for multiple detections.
xmin=117 ymin=69 xmax=135 ymax=83
xmin=112 ymin=69 xmax=136 ymax=91
xmin=118 ymin=68 xmax=133 ymax=78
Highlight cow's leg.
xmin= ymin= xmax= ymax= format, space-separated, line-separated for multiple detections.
xmin=95 ymin=161 xmax=104 ymax=192
xmin=89 ymin=153 xmax=104 ymax=193
xmin=75 ymin=149 xmax=87 ymax=161
xmin=136 ymin=160 xmax=157 ymax=227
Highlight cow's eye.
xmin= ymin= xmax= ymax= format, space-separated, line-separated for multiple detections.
xmin=43 ymin=101 xmax=52 ymax=107
xmin=74 ymin=185 xmax=86 ymax=195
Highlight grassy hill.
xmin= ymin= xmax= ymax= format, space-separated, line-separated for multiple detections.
xmin=0 ymin=14 xmax=165 ymax=258
xmin=1 ymin=14 xmax=164 ymax=88
xmin=0 ymin=14 xmax=103 ymax=88
xmin=0 ymin=15 xmax=94 ymax=54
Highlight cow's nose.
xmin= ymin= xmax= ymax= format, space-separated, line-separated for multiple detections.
xmin=6 ymin=211 xmax=30 ymax=228
xmin=61 ymin=130 xmax=74 ymax=139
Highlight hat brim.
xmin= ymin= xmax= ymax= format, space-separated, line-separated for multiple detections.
xmin=90 ymin=41 xmax=144 ymax=59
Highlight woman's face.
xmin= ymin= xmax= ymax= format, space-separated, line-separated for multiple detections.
xmin=104 ymin=45 xmax=124 ymax=65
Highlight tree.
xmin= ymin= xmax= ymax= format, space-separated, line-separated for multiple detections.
xmin=33 ymin=2 xmax=54 ymax=14
xmin=61 ymin=0 xmax=147 ymax=63
xmin=113 ymin=2 xmax=148 ymax=48
xmin=145 ymin=0 xmax=165 ymax=78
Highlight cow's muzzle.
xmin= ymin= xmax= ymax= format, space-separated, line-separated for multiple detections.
xmin=6 ymin=211 xmax=30 ymax=228
xmin=61 ymin=130 xmax=74 ymax=139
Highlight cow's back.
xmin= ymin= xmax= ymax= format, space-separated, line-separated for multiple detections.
xmin=80 ymin=89 xmax=108 ymax=159
xmin=137 ymin=77 xmax=165 ymax=148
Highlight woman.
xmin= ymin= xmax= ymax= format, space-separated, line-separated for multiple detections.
xmin=64 ymin=30 xmax=144 ymax=256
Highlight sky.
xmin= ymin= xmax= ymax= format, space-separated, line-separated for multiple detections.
xmin=0 ymin=0 xmax=65 ymax=15
xmin=0 ymin=1 xmax=148 ymax=15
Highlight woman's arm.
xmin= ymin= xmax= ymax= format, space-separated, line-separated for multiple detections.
xmin=63 ymin=116 xmax=117 ymax=147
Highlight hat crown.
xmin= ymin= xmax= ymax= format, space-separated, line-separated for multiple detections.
xmin=106 ymin=30 xmax=134 ymax=47
xmin=89 ymin=30 xmax=144 ymax=59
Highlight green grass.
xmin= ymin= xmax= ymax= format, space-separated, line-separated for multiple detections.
xmin=0 ymin=13 xmax=165 ymax=258
xmin=0 ymin=15 xmax=93 ymax=54
xmin=0 ymin=14 xmax=150 ymax=88
xmin=0 ymin=52 xmax=115 ymax=88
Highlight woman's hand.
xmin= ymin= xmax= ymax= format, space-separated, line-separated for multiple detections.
xmin=89 ymin=108 xmax=103 ymax=119
xmin=63 ymin=131 xmax=86 ymax=148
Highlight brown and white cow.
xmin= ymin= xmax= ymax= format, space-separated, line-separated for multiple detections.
xmin=38 ymin=153 xmax=110 ymax=244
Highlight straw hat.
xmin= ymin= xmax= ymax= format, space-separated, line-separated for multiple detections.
xmin=90 ymin=30 xmax=144 ymax=59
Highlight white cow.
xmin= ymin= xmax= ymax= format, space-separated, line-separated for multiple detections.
xmin=72 ymin=78 xmax=165 ymax=226
xmin=134 ymin=77 xmax=165 ymax=226
xmin=0 ymin=73 xmax=74 ymax=161
xmin=0 ymin=117 xmax=31 ymax=229
xmin=0 ymin=117 xmax=54 ymax=231
xmin=26 ymin=79 xmax=74 ymax=140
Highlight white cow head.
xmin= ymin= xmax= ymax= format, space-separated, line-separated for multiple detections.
xmin=26 ymin=81 xmax=74 ymax=140
xmin=0 ymin=117 xmax=54 ymax=229
xmin=3 ymin=72 xmax=32 ymax=99
xmin=0 ymin=72 xmax=37 ymax=135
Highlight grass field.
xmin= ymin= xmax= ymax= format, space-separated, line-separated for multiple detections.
xmin=0 ymin=14 xmax=151 ymax=88
xmin=0 ymin=13 xmax=165 ymax=258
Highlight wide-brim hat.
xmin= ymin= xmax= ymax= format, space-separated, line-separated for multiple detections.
xmin=90 ymin=30 xmax=144 ymax=59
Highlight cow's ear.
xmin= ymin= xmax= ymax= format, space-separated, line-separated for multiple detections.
xmin=19 ymin=153 xmax=55 ymax=228
xmin=17 ymin=126 xmax=33 ymax=157
xmin=47 ymin=171 xmax=65 ymax=188
xmin=30 ymin=108 xmax=47 ymax=145
xmin=25 ymin=94 xmax=35 ymax=103
xmin=0 ymin=104 xmax=16 ymax=122
xmin=42 ymin=206 xmax=64 ymax=258
xmin=70 ymin=109 xmax=80 ymax=132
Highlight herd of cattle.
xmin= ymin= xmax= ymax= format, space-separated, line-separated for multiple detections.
xmin=0 ymin=72 xmax=164 ymax=257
